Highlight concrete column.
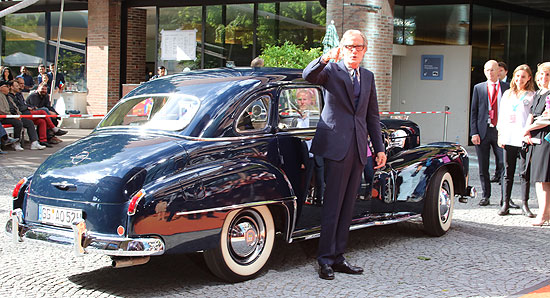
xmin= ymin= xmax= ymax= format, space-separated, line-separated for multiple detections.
xmin=87 ymin=0 xmax=121 ymax=114
xmin=327 ymin=0 xmax=394 ymax=111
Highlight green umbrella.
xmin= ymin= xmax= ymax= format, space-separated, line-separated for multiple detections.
xmin=322 ymin=22 xmax=340 ymax=54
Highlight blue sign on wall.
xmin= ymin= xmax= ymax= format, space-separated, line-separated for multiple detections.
xmin=421 ymin=55 xmax=444 ymax=80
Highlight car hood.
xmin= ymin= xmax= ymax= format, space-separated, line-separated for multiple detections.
xmin=28 ymin=131 xmax=187 ymax=203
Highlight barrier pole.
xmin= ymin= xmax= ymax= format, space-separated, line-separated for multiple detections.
xmin=443 ymin=106 xmax=450 ymax=141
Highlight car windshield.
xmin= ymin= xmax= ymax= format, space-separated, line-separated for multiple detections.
xmin=97 ymin=93 xmax=200 ymax=131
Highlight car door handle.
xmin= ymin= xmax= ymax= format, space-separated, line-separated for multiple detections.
xmin=51 ymin=182 xmax=77 ymax=191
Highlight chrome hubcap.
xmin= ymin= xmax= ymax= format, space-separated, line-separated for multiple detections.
xmin=228 ymin=211 xmax=265 ymax=264
xmin=439 ymin=181 xmax=451 ymax=223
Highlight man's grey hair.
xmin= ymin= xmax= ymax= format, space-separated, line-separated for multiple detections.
xmin=339 ymin=29 xmax=368 ymax=47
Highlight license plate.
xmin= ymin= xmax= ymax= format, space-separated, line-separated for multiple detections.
xmin=39 ymin=205 xmax=83 ymax=227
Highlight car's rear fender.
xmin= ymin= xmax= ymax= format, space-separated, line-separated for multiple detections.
xmin=129 ymin=159 xmax=296 ymax=253
xmin=391 ymin=144 xmax=468 ymax=213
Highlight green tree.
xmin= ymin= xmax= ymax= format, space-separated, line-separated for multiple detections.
xmin=259 ymin=41 xmax=322 ymax=69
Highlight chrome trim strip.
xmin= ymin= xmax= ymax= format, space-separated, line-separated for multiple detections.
xmin=8 ymin=221 xmax=165 ymax=257
xmin=287 ymin=199 xmax=298 ymax=243
xmin=291 ymin=213 xmax=422 ymax=242
xmin=175 ymin=199 xmax=294 ymax=216
xmin=95 ymin=125 xmax=315 ymax=142
xmin=26 ymin=193 xmax=121 ymax=205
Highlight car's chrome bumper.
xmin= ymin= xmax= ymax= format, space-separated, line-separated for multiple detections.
xmin=6 ymin=209 xmax=165 ymax=257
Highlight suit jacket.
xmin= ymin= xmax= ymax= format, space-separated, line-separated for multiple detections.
xmin=302 ymin=57 xmax=384 ymax=165
xmin=470 ymin=80 xmax=510 ymax=140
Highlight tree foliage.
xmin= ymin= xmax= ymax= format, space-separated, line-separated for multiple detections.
xmin=259 ymin=41 xmax=322 ymax=69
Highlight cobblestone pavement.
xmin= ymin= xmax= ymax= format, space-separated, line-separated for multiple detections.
xmin=0 ymin=132 xmax=549 ymax=297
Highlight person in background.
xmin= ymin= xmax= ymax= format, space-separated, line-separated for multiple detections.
xmin=48 ymin=64 xmax=65 ymax=92
xmin=37 ymin=64 xmax=52 ymax=94
xmin=496 ymin=64 xmax=535 ymax=217
xmin=12 ymin=78 xmax=67 ymax=147
xmin=498 ymin=61 xmax=509 ymax=83
xmin=149 ymin=66 xmax=167 ymax=80
xmin=523 ymin=62 xmax=550 ymax=226
xmin=0 ymin=81 xmax=45 ymax=150
xmin=470 ymin=60 xmax=510 ymax=207
xmin=295 ymin=88 xmax=324 ymax=206
xmin=17 ymin=66 xmax=34 ymax=92
xmin=251 ymin=57 xmax=264 ymax=67
xmin=1 ymin=66 xmax=14 ymax=82
xmin=26 ymin=82 xmax=60 ymax=128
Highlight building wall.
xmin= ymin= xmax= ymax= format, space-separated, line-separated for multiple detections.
xmin=391 ymin=45 xmax=472 ymax=145
xmin=126 ymin=8 xmax=147 ymax=84
xmin=327 ymin=0 xmax=394 ymax=111
xmin=87 ymin=0 xmax=121 ymax=114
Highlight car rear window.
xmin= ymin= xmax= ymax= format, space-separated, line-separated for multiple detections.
xmin=98 ymin=94 xmax=200 ymax=131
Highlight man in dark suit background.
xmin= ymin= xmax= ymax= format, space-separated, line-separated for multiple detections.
xmin=470 ymin=60 xmax=509 ymax=206
xmin=303 ymin=29 xmax=386 ymax=280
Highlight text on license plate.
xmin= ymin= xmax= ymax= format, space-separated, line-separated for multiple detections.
xmin=39 ymin=205 xmax=83 ymax=227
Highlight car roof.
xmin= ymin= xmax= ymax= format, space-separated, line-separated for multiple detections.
xmin=125 ymin=67 xmax=306 ymax=99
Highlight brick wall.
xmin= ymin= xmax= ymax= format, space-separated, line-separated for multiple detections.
xmin=86 ymin=0 xmax=121 ymax=114
xmin=126 ymin=8 xmax=147 ymax=84
xmin=327 ymin=0 xmax=394 ymax=112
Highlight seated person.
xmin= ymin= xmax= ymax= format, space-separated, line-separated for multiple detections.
xmin=11 ymin=79 xmax=67 ymax=147
xmin=293 ymin=88 xmax=319 ymax=128
xmin=295 ymin=88 xmax=324 ymax=204
xmin=0 ymin=81 xmax=44 ymax=150
xmin=26 ymin=82 xmax=60 ymax=127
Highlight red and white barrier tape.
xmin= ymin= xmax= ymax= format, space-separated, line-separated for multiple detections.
xmin=380 ymin=111 xmax=451 ymax=115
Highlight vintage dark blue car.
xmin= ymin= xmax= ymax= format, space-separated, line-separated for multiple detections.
xmin=6 ymin=68 xmax=474 ymax=282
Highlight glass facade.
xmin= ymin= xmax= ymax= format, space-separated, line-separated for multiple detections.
xmin=396 ymin=3 xmax=550 ymax=86
xmin=394 ymin=5 xmax=469 ymax=46
xmin=0 ymin=11 xmax=87 ymax=91
xmin=146 ymin=1 xmax=325 ymax=75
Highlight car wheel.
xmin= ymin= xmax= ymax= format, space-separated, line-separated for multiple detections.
xmin=422 ymin=169 xmax=454 ymax=236
xmin=204 ymin=206 xmax=275 ymax=282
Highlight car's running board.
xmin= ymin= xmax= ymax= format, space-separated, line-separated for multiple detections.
xmin=291 ymin=213 xmax=421 ymax=242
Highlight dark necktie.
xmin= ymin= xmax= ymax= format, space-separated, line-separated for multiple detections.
xmin=353 ymin=69 xmax=360 ymax=107
xmin=490 ymin=83 xmax=498 ymax=126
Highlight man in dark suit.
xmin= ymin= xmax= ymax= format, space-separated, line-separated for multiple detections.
xmin=303 ymin=29 xmax=386 ymax=280
xmin=470 ymin=60 xmax=509 ymax=206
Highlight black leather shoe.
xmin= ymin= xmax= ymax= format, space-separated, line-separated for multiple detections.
xmin=479 ymin=198 xmax=490 ymax=206
xmin=508 ymin=200 xmax=520 ymax=209
xmin=39 ymin=142 xmax=53 ymax=148
xmin=319 ymin=264 xmax=335 ymax=280
xmin=332 ymin=260 xmax=363 ymax=275
xmin=490 ymin=175 xmax=501 ymax=183
xmin=55 ymin=129 xmax=68 ymax=136
xmin=497 ymin=207 xmax=509 ymax=216
xmin=521 ymin=201 xmax=535 ymax=218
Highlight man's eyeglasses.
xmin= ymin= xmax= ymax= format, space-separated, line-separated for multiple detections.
xmin=343 ymin=44 xmax=365 ymax=51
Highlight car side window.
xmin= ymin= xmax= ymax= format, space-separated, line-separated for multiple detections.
xmin=278 ymin=87 xmax=321 ymax=130
xmin=236 ymin=95 xmax=271 ymax=132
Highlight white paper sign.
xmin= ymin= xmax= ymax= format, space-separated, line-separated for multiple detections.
xmin=161 ymin=29 xmax=197 ymax=61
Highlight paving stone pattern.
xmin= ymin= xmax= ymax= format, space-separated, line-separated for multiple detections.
xmin=0 ymin=141 xmax=549 ymax=298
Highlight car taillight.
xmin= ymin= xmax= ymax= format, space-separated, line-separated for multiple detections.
xmin=12 ymin=178 xmax=27 ymax=198
xmin=128 ymin=189 xmax=145 ymax=216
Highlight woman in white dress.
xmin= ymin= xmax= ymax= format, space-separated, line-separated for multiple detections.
xmin=497 ymin=64 xmax=535 ymax=216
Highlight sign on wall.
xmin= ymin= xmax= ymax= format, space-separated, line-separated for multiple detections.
xmin=421 ymin=55 xmax=443 ymax=80
xmin=160 ymin=29 xmax=197 ymax=61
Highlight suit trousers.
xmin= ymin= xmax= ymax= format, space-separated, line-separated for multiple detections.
xmin=317 ymin=136 xmax=364 ymax=266
xmin=474 ymin=126 xmax=504 ymax=199
xmin=503 ymin=145 xmax=530 ymax=202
